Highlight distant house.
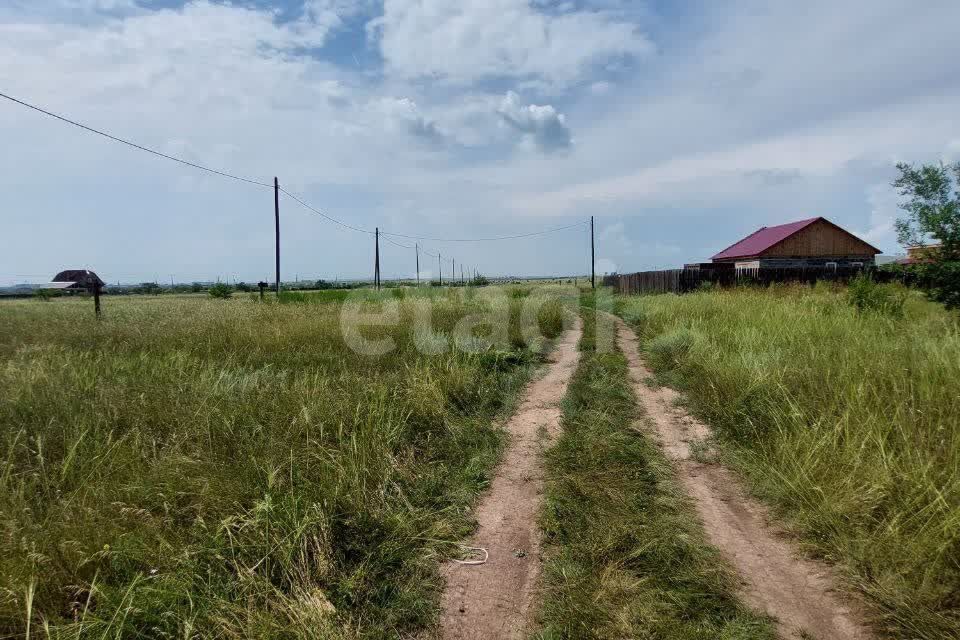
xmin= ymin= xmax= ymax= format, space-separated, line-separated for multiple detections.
xmin=896 ymin=243 xmax=941 ymax=265
xmin=0 ymin=270 xmax=105 ymax=297
xmin=710 ymin=217 xmax=881 ymax=269
xmin=52 ymin=269 xmax=105 ymax=292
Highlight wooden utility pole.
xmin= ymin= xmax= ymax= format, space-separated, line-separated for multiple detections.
xmin=438 ymin=253 xmax=442 ymax=285
xmin=274 ymin=177 xmax=281 ymax=297
xmin=590 ymin=215 xmax=595 ymax=289
xmin=374 ymin=227 xmax=381 ymax=291
xmin=452 ymin=257 xmax=456 ymax=286
xmin=415 ymin=243 xmax=420 ymax=285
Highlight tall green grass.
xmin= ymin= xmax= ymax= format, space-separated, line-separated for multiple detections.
xmin=536 ymin=302 xmax=775 ymax=639
xmin=618 ymin=284 xmax=960 ymax=639
xmin=0 ymin=288 xmax=569 ymax=638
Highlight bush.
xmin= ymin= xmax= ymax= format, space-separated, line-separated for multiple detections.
xmin=847 ymin=274 xmax=905 ymax=317
xmin=137 ymin=282 xmax=161 ymax=295
xmin=208 ymin=283 xmax=233 ymax=299
xmin=33 ymin=288 xmax=61 ymax=301
xmin=911 ymin=261 xmax=960 ymax=310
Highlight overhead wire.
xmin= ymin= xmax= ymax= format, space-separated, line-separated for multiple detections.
xmin=1 ymin=89 xmax=588 ymax=277
xmin=0 ymin=91 xmax=273 ymax=188
xmin=276 ymin=187 xmax=374 ymax=235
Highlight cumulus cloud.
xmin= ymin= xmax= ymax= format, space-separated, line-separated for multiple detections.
xmin=3 ymin=0 xmax=960 ymax=283
xmin=376 ymin=97 xmax=448 ymax=146
xmin=497 ymin=92 xmax=572 ymax=153
xmin=371 ymin=0 xmax=652 ymax=87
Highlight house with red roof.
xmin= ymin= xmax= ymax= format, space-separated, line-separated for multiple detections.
xmin=710 ymin=217 xmax=881 ymax=269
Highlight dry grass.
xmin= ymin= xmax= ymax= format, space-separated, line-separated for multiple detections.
xmin=617 ymin=283 xmax=960 ymax=639
xmin=0 ymin=287 xmax=570 ymax=638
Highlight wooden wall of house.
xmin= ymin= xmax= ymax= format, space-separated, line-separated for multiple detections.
xmin=763 ymin=219 xmax=877 ymax=258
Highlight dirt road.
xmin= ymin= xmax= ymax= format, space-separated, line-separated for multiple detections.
xmin=616 ymin=319 xmax=876 ymax=640
xmin=439 ymin=319 xmax=582 ymax=640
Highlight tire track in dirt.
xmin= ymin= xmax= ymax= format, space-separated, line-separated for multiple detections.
xmin=439 ymin=318 xmax=582 ymax=640
xmin=616 ymin=318 xmax=877 ymax=640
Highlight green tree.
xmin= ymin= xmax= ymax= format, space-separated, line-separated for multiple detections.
xmin=208 ymin=283 xmax=233 ymax=299
xmin=893 ymin=161 xmax=960 ymax=308
xmin=138 ymin=282 xmax=161 ymax=295
xmin=33 ymin=288 xmax=59 ymax=302
xmin=894 ymin=161 xmax=959 ymax=258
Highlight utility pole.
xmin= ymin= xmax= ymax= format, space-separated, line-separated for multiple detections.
xmin=590 ymin=215 xmax=595 ymax=289
xmin=274 ymin=177 xmax=281 ymax=297
xmin=461 ymin=265 xmax=464 ymax=285
xmin=374 ymin=227 xmax=381 ymax=291
xmin=452 ymin=257 xmax=456 ymax=287
xmin=415 ymin=243 xmax=420 ymax=286
xmin=439 ymin=253 xmax=442 ymax=285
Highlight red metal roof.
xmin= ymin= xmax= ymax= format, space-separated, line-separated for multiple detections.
xmin=711 ymin=217 xmax=822 ymax=260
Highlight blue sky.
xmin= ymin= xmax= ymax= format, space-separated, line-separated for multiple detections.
xmin=1 ymin=0 xmax=959 ymax=284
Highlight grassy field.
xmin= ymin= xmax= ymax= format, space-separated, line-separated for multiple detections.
xmin=536 ymin=300 xmax=775 ymax=639
xmin=617 ymin=283 xmax=960 ymax=639
xmin=0 ymin=286 xmax=569 ymax=638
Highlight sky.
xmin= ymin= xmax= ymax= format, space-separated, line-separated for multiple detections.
xmin=1 ymin=0 xmax=959 ymax=285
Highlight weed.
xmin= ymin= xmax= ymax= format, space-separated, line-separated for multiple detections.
xmin=618 ymin=285 xmax=960 ymax=639
xmin=0 ymin=289 xmax=573 ymax=638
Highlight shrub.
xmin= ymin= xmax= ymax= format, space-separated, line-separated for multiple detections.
xmin=208 ymin=282 xmax=233 ymax=299
xmin=847 ymin=274 xmax=905 ymax=317
xmin=33 ymin=288 xmax=60 ymax=301
xmin=911 ymin=261 xmax=960 ymax=310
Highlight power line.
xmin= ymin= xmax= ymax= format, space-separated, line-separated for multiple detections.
xmin=0 ymin=90 xmax=273 ymax=188
xmin=277 ymin=187 xmax=374 ymax=235
xmin=383 ymin=236 xmax=415 ymax=250
xmin=1 ymin=89 xmax=591 ymax=252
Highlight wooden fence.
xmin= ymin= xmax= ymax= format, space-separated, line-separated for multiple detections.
xmin=604 ymin=266 xmax=888 ymax=296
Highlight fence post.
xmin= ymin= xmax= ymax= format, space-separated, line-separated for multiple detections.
xmin=93 ymin=281 xmax=102 ymax=320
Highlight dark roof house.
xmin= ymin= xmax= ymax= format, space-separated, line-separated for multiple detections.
xmin=52 ymin=270 xmax=105 ymax=292
xmin=711 ymin=217 xmax=881 ymax=268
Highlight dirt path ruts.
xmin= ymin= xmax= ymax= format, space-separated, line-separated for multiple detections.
xmin=439 ymin=319 xmax=582 ymax=640
xmin=616 ymin=318 xmax=876 ymax=640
